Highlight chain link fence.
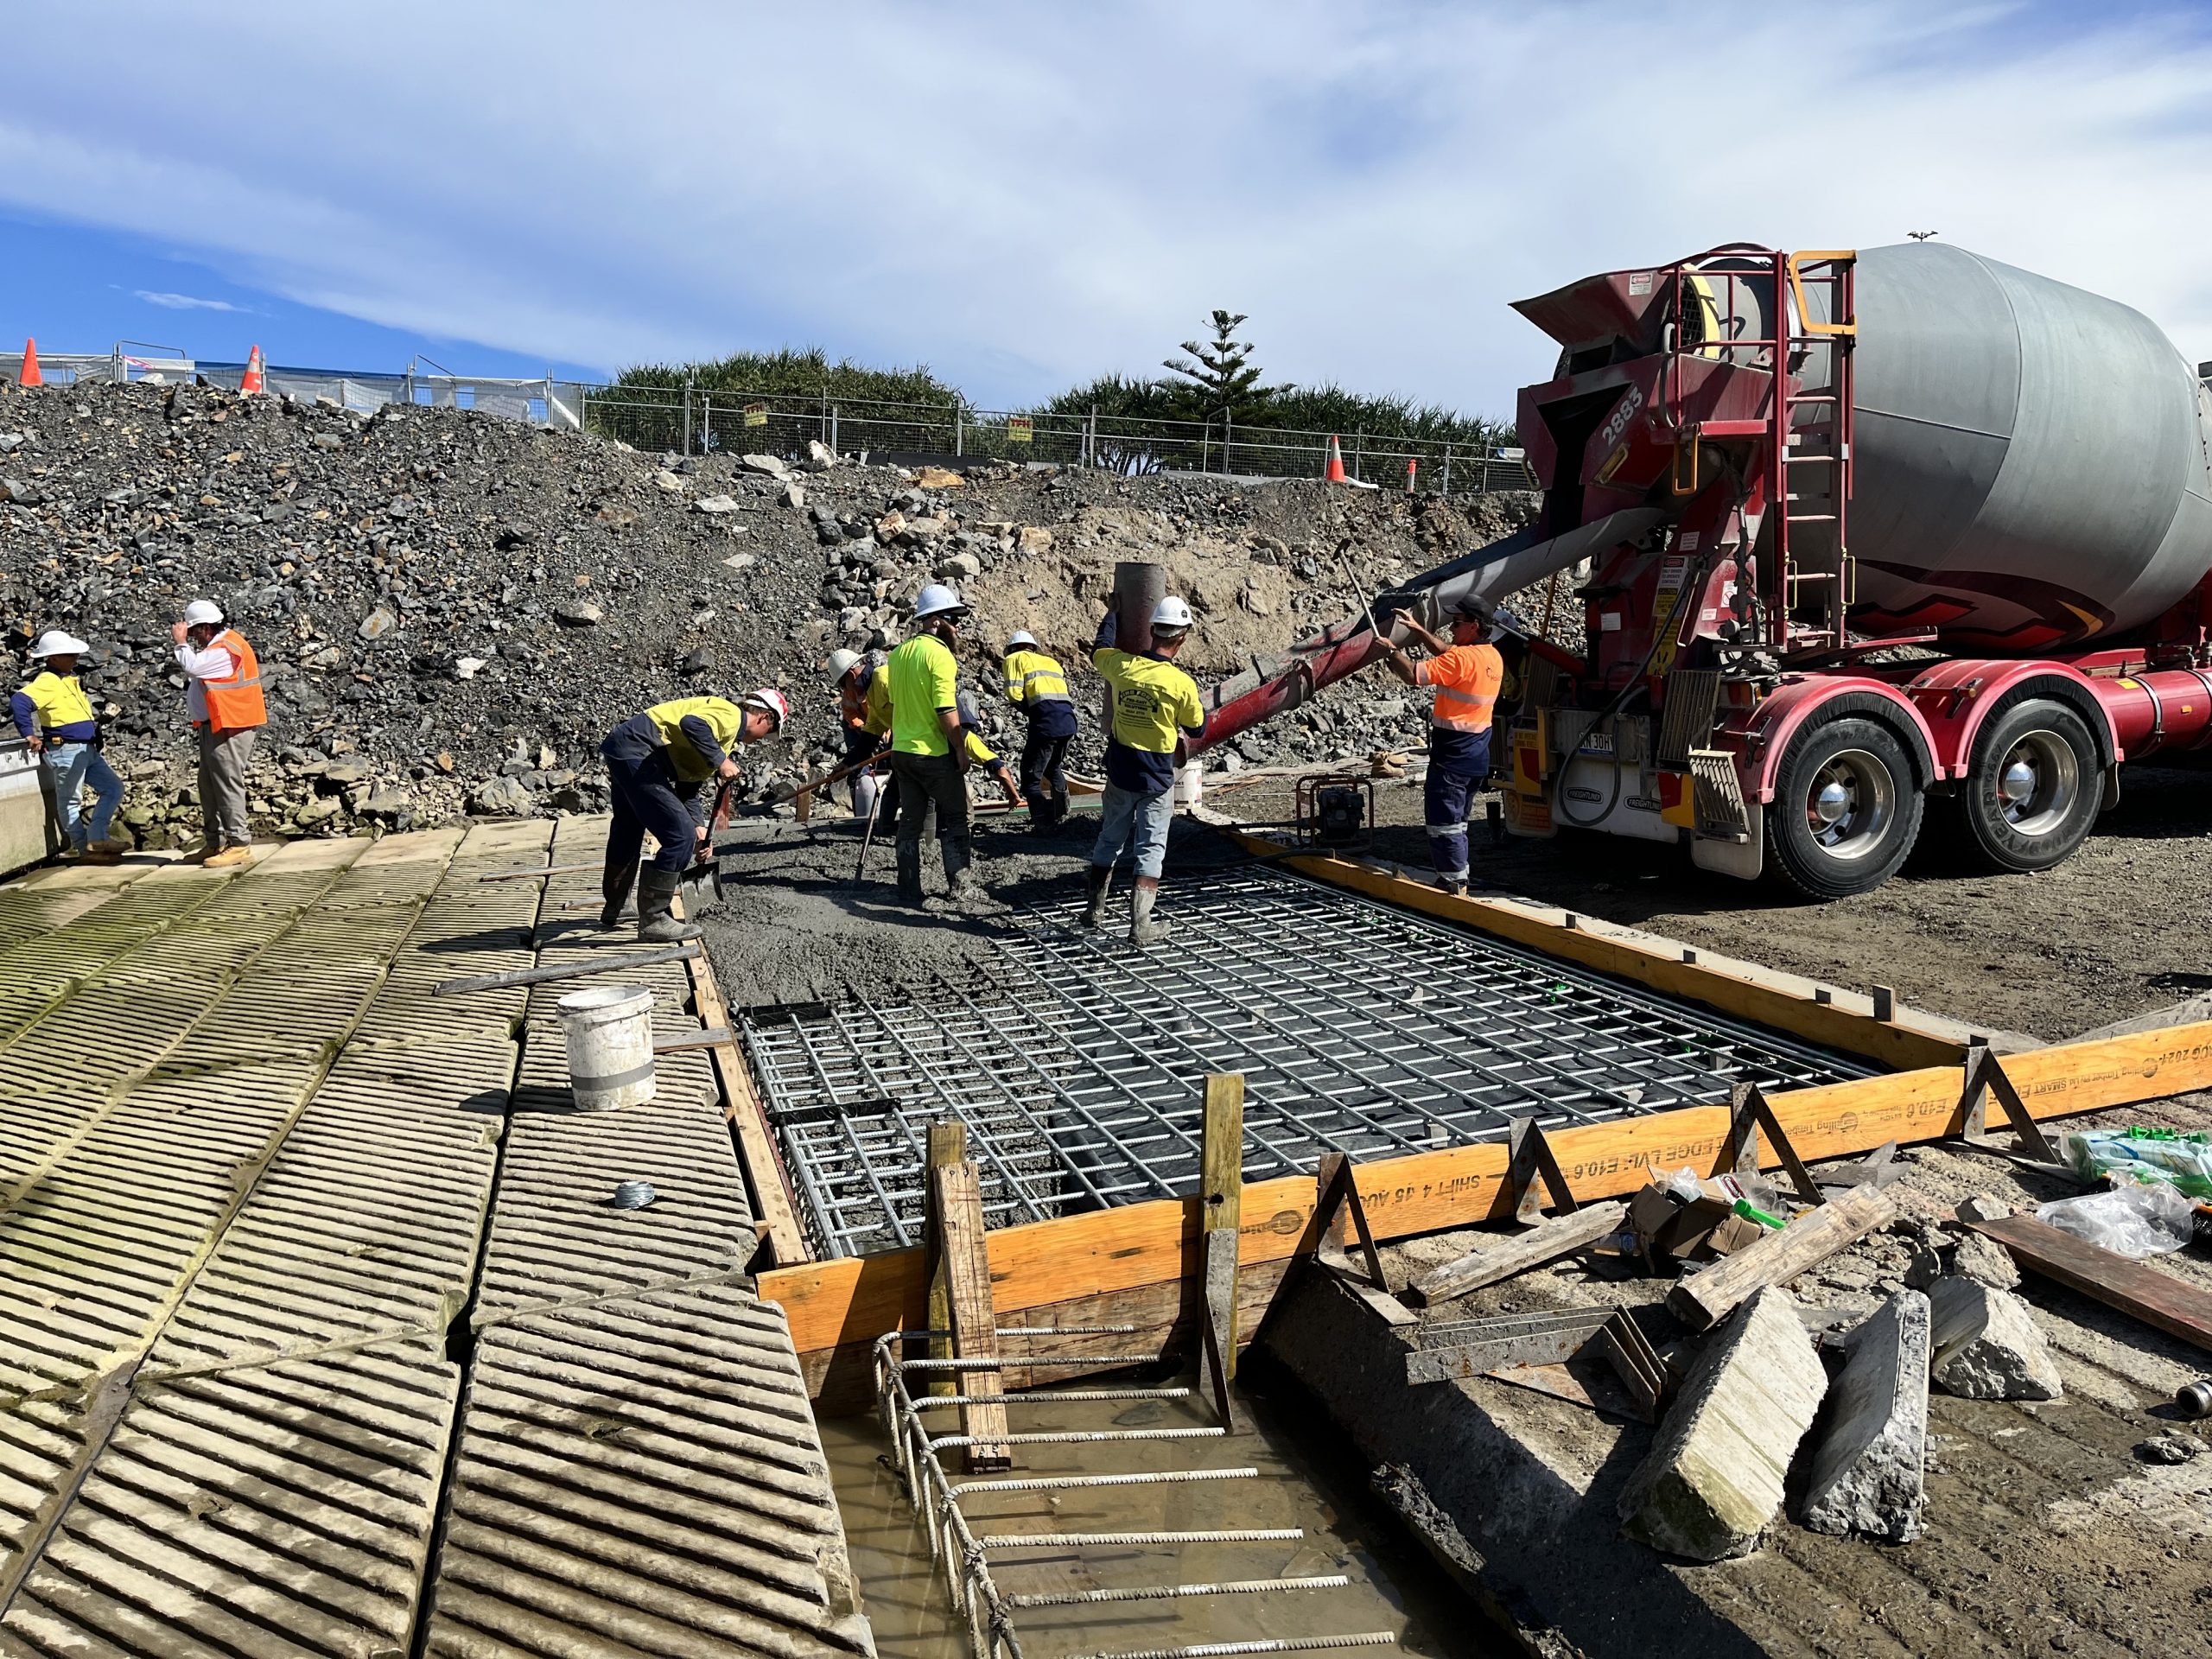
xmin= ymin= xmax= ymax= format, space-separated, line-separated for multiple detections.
xmin=579 ymin=383 xmax=1531 ymax=495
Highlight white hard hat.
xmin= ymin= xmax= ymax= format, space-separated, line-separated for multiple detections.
xmin=1151 ymin=595 xmax=1195 ymax=633
xmin=913 ymin=582 xmax=968 ymax=620
xmin=826 ymin=648 xmax=862 ymax=683
xmin=743 ymin=687 xmax=790 ymax=732
xmin=182 ymin=599 xmax=225 ymax=627
xmin=1007 ymin=629 xmax=1037 ymax=650
xmin=29 ymin=630 xmax=89 ymax=658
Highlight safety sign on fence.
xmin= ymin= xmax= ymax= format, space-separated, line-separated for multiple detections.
xmin=743 ymin=401 xmax=768 ymax=428
xmin=1007 ymin=416 xmax=1033 ymax=444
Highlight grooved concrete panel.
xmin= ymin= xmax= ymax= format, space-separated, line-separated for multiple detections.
xmin=0 ymin=1340 xmax=457 ymax=1659
xmin=147 ymin=1040 xmax=516 ymax=1377
xmin=426 ymin=1283 xmax=873 ymax=1659
xmin=0 ymin=1403 xmax=90 ymax=1600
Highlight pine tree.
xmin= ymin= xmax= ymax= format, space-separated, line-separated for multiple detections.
xmin=1162 ymin=310 xmax=1287 ymax=418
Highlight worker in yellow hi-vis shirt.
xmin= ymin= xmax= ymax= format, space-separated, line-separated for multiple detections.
xmin=1086 ymin=594 xmax=1206 ymax=946
xmin=598 ymin=687 xmax=787 ymax=942
xmin=883 ymin=583 xmax=1001 ymax=913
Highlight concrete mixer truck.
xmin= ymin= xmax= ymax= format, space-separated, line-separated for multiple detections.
xmin=1192 ymin=241 xmax=2212 ymax=897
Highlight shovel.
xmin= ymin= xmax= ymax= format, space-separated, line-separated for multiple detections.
xmin=677 ymin=777 xmax=735 ymax=917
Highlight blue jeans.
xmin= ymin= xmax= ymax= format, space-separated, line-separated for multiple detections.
xmin=1424 ymin=730 xmax=1491 ymax=882
xmin=45 ymin=742 xmax=123 ymax=851
xmin=1090 ymin=781 xmax=1173 ymax=880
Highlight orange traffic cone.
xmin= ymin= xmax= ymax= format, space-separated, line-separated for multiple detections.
xmin=1405 ymin=457 xmax=1419 ymax=493
xmin=1325 ymin=434 xmax=1348 ymax=484
xmin=17 ymin=339 xmax=41 ymax=388
xmin=240 ymin=344 xmax=265 ymax=395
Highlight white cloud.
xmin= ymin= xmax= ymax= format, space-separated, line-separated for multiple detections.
xmin=6 ymin=2 xmax=2212 ymax=410
xmin=133 ymin=289 xmax=251 ymax=312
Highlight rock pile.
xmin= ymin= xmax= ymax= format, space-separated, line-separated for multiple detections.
xmin=0 ymin=377 xmax=1538 ymax=845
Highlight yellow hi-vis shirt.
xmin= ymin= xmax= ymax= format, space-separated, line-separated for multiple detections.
xmin=1003 ymin=648 xmax=1071 ymax=707
xmin=19 ymin=671 xmax=94 ymax=734
xmin=887 ymin=633 xmax=959 ymax=756
xmin=1094 ymin=648 xmax=1204 ymax=755
xmin=645 ymin=696 xmax=746 ymax=781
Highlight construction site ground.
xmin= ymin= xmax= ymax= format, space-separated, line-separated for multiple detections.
xmin=1267 ymin=1125 xmax=2212 ymax=1659
xmin=1212 ymin=760 xmax=2212 ymax=1043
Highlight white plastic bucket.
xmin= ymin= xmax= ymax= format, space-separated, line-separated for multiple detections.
xmin=557 ymin=983 xmax=658 ymax=1109
xmin=1173 ymin=760 xmax=1205 ymax=808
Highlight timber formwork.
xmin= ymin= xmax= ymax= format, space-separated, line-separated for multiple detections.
xmin=0 ymin=824 xmax=872 ymax=1659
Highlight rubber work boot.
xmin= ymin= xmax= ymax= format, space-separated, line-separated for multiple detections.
xmin=1435 ymin=875 xmax=1469 ymax=899
xmin=946 ymin=868 xmax=1008 ymax=916
xmin=599 ymin=858 xmax=639 ymax=929
xmin=635 ymin=868 xmax=702 ymax=944
xmin=895 ymin=842 xmax=927 ymax=908
xmin=1082 ymin=863 xmax=1112 ymax=929
xmin=1128 ymin=886 xmax=1172 ymax=948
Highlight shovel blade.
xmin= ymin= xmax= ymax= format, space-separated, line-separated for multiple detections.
xmin=677 ymin=861 xmax=724 ymax=917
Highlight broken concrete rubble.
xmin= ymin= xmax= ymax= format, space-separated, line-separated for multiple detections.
xmin=1951 ymin=1228 xmax=2022 ymax=1289
xmin=1799 ymin=1289 xmax=1929 ymax=1542
xmin=1617 ymin=1287 xmax=1828 ymax=1561
xmin=1928 ymin=1276 xmax=2063 ymax=1401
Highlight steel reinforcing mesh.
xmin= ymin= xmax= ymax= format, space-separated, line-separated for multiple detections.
xmin=740 ymin=869 xmax=1870 ymax=1258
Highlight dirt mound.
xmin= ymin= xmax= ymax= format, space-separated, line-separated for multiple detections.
xmin=0 ymin=377 xmax=1537 ymax=845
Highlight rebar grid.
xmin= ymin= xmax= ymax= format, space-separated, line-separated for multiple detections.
xmin=874 ymin=1329 xmax=1396 ymax=1659
xmin=747 ymin=869 xmax=1868 ymax=1258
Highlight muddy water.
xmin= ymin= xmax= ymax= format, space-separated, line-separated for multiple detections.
xmin=821 ymin=1379 xmax=1505 ymax=1659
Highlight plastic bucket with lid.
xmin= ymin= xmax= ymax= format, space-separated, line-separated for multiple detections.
xmin=556 ymin=983 xmax=658 ymax=1109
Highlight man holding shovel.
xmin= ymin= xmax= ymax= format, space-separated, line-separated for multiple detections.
xmin=597 ymin=688 xmax=787 ymax=942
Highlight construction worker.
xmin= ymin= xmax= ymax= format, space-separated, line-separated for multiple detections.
xmin=13 ymin=631 xmax=128 ymax=860
xmin=828 ymin=648 xmax=881 ymax=821
xmin=1384 ymin=596 xmax=1503 ymax=896
xmin=171 ymin=599 xmax=267 ymax=868
xmin=1085 ymin=594 xmax=1206 ymax=946
xmin=1001 ymin=629 xmax=1078 ymax=831
xmin=957 ymin=690 xmax=1025 ymax=810
xmin=599 ymin=688 xmax=788 ymax=942
xmin=884 ymin=583 xmax=995 ymax=911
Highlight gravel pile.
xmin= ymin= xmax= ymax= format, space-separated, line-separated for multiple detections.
xmin=0 ymin=377 xmax=1538 ymax=845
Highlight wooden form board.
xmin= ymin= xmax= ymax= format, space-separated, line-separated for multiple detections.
xmin=1217 ymin=828 xmax=1965 ymax=1072
xmin=681 ymin=930 xmax=810 ymax=1266
xmin=761 ymin=1016 xmax=2212 ymax=1406
xmin=1973 ymin=1213 xmax=2212 ymax=1357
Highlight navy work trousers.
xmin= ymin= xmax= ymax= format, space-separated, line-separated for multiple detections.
xmin=602 ymin=717 xmax=703 ymax=874
xmin=1423 ymin=730 xmax=1491 ymax=883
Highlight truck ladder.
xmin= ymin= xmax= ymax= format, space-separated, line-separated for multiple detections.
xmin=1774 ymin=251 xmax=1858 ymax=656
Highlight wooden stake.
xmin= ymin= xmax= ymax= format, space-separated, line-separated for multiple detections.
xmin=931 ymin=1157 xmax=1011 ymax=1471
xmin=1200 ymin=1073 xmax=1245 ymax=1430
xmin=1405 ymin=1200 xmax=1628 ymax=1308
xmin=1712 ymin=1079 xmax=1825 ymax=1208
xmin=1955 ymin=1040 xmax=2062 ymax=1165
xmin=924 ymin=1119 xmax=966 ymax=1402
xmin=1503 ymin=1116 xmax=1578 ymax=1225
xmin=1313 ymin=1152 xmax=1388 ymax=1292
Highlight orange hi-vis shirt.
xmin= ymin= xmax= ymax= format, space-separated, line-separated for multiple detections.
xmin=197 ymin=629 xmax=268 ymax=732
xmin=1415 ymin=643 xmax=1503 ymax=734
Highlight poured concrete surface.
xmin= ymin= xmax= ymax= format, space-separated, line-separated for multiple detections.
xmin=0 ymin=825 xmax=873 ymax=1656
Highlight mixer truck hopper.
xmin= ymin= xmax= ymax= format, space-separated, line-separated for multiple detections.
xmin=1192 ymin=241 xmax=2212 ymax=897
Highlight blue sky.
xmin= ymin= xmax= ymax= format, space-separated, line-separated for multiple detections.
xmin=4 ymin=3 xmax=2210 ymax=414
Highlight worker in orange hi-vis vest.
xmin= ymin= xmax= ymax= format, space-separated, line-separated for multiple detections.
xmin=1382 ymin=595 xmax=1503 ymax=897
xmin=170 ymin=599 xmax=268 ymax=868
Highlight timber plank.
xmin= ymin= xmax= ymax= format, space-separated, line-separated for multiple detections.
xmin=1972 ymin=1214 xmax=2212 ymax=1355
xmin=682 ymin=936 xmax=809 ymax=1266
xmin=1406 ymin=1201 xmax=1628 ymax=1307
xmin=1666 ymin=1185 xmax=1897 ymax=1331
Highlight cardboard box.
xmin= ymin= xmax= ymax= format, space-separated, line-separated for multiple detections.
xmin=1653 ymin=1195 xmax=1736 ymax=1260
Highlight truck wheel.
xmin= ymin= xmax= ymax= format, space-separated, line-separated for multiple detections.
xmin=1765 ymin=716 xmax=1924 ymax=899
xmin=1955 ymin=699 xmax=2100 ymax=873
